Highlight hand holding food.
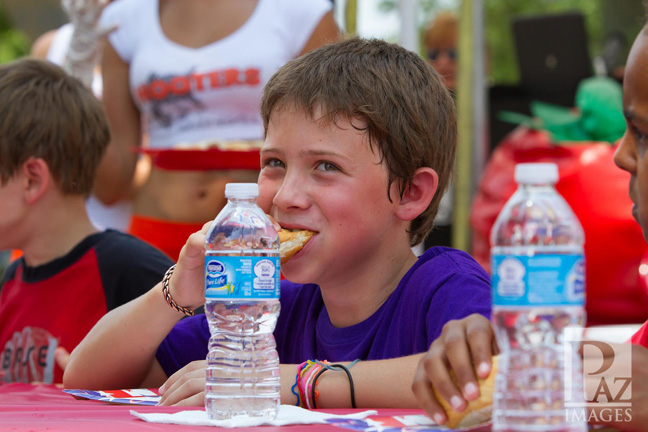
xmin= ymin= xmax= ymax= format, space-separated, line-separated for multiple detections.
xmin=411 ymin=314 xmax=498 ymax=426
xmin=433 ymin=356 xmax=498 ymax=428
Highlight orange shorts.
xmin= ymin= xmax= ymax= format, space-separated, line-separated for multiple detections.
xmin=129 ymin=215 xmax=206 ymax=262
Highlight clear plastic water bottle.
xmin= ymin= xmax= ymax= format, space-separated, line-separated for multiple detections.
xmin=490 ymin=163 xmax=586 ymax=431
xmin=204 ymin=183 xmax=281 ymax=420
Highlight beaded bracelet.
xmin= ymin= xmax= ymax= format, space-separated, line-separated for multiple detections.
xmin=161 ymin=265 xmax=195 ymax=316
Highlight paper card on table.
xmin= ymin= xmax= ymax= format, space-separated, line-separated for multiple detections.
xmin=63 ymin=388 xmax=161 ymax=406
xmin=326 ymin=414 xmax=491 ymax=432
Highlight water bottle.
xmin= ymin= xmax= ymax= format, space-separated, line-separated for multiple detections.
xmin=490 ymin=163 xmax=586 ymax=431
xmin=204 ymin=183 xmax=281 ymax=420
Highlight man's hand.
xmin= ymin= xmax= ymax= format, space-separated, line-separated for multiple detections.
xmin=411 ymin=314 xmax=498 ymax=425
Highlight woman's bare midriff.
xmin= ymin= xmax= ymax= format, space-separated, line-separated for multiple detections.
xmin=135 ymin=167 xmax=260 ymax=223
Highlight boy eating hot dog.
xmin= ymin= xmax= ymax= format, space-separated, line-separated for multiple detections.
xmin=65 ymin=37 xmax=491 ymax=409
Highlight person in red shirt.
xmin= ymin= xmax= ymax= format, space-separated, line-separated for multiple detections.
xmin=411 ymin=19 xmax=648 ymax=432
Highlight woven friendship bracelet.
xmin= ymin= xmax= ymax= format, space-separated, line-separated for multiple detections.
xmin=161 ymin=264 xmax=195 ymax=316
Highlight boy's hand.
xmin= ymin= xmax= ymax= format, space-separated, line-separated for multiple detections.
xmin=265 ymin=214 xmax=281 ymax=232
xmin=55 ymin=347 xmax=70 ymax=371
xmin=167 ymin=222 xmax=211 ymax=311
xmin=157 ymin=360 xmax=206 ymax=407
xmin=411 ymin=314 xmax=498 ymax=425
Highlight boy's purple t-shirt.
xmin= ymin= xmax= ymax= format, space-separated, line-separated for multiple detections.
xmin=156 ymin=247 xmax=491 ymax=375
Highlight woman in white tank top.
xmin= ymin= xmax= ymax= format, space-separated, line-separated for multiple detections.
xmin=93 ymin=0 xmax=339 ymax=260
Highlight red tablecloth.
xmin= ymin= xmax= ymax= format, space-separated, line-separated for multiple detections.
xmin=0 ymin=383 xmax=458 ymax=432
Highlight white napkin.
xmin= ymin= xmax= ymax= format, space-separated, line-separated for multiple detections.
xmin=131 ymin=405 xmax=378 ymax=428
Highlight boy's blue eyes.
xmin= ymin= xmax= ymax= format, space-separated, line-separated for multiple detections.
xmin=262 ymin=158 xmax=285 ymax=168
xmin=262 ymin=158 xmax=339 ymax=172
xmin=316 ymin=162 xmax=338 ymax=172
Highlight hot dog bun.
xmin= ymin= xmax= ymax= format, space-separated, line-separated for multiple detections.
xmin=279 ymin=229 xmax=314 ymax=264
xmin=434 ymin=356 xmax=498 ymax=429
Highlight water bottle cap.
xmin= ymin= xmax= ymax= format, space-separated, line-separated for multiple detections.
xmin=514 ymin=163 xmax=558 ymax=184
xmin=225 ymin=183 xmax=259 ymax=198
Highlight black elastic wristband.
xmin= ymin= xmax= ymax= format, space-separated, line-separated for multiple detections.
xmin=329 ymin=363 xmax=356 ymax=409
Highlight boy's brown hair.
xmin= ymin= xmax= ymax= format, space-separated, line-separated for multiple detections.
xmin=0 ymin=58 xmax=110 ymax=196
xmin=261 ymin=37 xmax=457 ymax=246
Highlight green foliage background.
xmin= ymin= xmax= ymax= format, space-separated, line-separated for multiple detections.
xmin=379 ymin=0 xmax=644 ymax=85
xmin=0 ymin=7 xmax=29 ymax=63
xmin=483 ymin=0 xmax=603 ymax=84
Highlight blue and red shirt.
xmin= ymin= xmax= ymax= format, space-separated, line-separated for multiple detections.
xmin=0 ymin=230 xmax=173 ymax=384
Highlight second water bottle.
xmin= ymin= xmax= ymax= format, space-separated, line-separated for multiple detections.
xmin=490 ymin=163 xmax=586 ymax=431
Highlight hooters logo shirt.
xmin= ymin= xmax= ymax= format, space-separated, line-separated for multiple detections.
xmin=100 ymin=0 xmax=332 ymax=149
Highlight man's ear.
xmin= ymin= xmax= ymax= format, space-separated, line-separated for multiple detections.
xmin=21 ymin=158 xmax=51 ymax=205
xmin=395 ymin=167 xmax=439 ymax=222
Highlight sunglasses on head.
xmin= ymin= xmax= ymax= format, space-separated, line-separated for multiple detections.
xmin=427 ymin=48 xmax=457 ymax=61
